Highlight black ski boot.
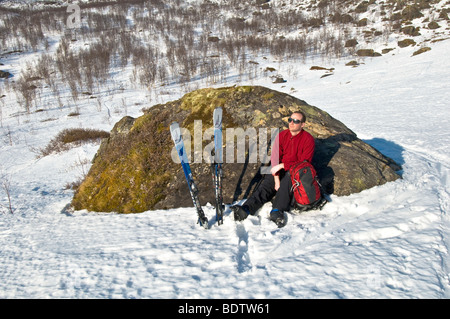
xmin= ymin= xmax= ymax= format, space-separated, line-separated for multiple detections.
xmin=269 ymin=209 xmax=287 ymax=228
xmin=232 ymin=205 xmax=250 ymax=221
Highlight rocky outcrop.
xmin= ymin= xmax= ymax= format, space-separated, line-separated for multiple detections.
xmin=71 ymin=86 xmax=401 ymax=213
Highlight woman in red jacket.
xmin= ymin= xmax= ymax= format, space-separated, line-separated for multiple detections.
xmin=232 ymin=111 xmax=315 ymax=227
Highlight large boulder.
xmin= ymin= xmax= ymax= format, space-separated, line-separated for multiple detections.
xmin=71 ymin=86 xmax=401 ymax=213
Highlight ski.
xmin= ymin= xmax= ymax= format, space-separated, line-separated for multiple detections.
xmin=170 ymin=122 xmax=209 ymax=229
xmin=212 ymin=107 xmax=224 ymax=225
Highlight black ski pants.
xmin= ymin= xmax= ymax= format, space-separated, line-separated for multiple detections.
xmin=244 ymin=171 xmax=292 ymax=214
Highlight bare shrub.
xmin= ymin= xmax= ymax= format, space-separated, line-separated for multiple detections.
xmin=0 ymin=172 xmax=14 ymax=214
xmin=39 ymin=128 xmax=110 ymax=157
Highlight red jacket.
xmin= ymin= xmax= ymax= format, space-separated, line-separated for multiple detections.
xmin=271 ymin=129 xmax=315 ymax=172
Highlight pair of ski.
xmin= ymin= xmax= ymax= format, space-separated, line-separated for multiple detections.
xmin=170 ymin=108 xmax=223 ymax=229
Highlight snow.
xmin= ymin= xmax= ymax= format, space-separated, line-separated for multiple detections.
xmin=1 ymin=1 xmax=450 ymax=300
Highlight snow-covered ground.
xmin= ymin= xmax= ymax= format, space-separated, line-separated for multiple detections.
xmin=1 ymin=1 xmax=450 ymax=299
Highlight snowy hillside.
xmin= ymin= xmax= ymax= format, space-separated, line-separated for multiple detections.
xmin=1 ymin=0 xmax=450 ymax=300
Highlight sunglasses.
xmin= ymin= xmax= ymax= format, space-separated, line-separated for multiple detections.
xmin=288 ymin=117 xmax=302 ymax=124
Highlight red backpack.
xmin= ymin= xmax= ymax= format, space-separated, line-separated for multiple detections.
xmin=289 ymin=161 xmax=324 ymax=211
